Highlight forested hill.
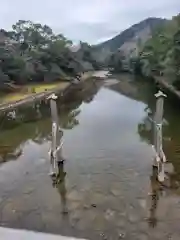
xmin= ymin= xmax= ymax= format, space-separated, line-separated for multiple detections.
xmin=139 ymin=14 xmax=180 ymax=87
xmin=95 ymin=18 xmax=167 ymax=52
xmin=102 ymin=13 xmax=180 ymax=95
xmin=0 ymin=20 xmax=102 ymax=89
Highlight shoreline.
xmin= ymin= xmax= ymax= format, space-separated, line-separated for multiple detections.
xmin=155 ymin=76 xmax=180 ymax=99
xmin=0 ymin=72 xmax=95 ymax=113
xmin=0 ymin=82 xmax=71 ymax=113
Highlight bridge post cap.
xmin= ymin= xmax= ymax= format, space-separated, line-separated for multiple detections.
xmin=155 ymin=90 xmax=167 ymax=98
xmin=47 ymin=93 xmax=58 ymax=100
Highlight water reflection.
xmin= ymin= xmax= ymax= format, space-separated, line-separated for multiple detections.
xmin=105 ymin=76 xmax=180 ymax=232
xmin=0 ymin=80 xmax=101 ymax=164
xmin=52 ymin=161 xmax=68 ymax=215
xmin=0 ymin=146 xmax=22 ymax=163
xmin=148 ymin=167 xmax=162 ymax=228
xmin=107 ymin=75 xmax=180 ymax=188
xmin=1 ymin=75 xmax=180 ymax=239
xmin=138 ymin=95 xmax=180 ymax=188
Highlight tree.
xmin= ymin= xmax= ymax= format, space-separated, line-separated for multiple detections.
xmin=106 ymin=51 xmax=123 ymax=72
xmin=0 ymin=19 xmax=105 ymax=90
xmin=138 ymin=13 xmax=180 ymax=84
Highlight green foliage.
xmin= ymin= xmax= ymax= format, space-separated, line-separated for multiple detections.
xmin=139 ymin=14 xmax=180 ymax=87
xmin=0 ymin=20 xmax=100 ymax=89
xmin=129 ymin=57 xmax=142 ymax=75
xmin=106 ymin=51 xmax=123 ymax=72
xmin=76 ymin=42 xmax=102 ymax=70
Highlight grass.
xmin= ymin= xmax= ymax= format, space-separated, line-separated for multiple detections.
xmin=0 ymin=71 xmax=93 ymax=105
xmin=0 ymin=93 xmax=31 ymax=104
xmin=0 ymin=82 xmax=69 ymax=104
xmin=27 ymin=82 xmax=63 ymax=93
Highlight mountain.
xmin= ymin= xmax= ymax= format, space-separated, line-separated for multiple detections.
xmin=95 ymin=18 xmax=167 ymax=54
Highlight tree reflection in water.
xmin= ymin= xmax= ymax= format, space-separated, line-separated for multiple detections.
xmin=0 ymin=79 xmax=101 ymax=163
xmin=138 ymin=98 xmax=180 ymax=228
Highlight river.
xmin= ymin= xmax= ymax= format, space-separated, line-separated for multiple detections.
xmin=0 ymin=73 xmax=180 ymax=239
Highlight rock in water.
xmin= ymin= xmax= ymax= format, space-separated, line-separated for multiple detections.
xmin=105 ymin=209 xmax=115 ymax=221
xmin=164 ymin=163 xmax=174 ymax=174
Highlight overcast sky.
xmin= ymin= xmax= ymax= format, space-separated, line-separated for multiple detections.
xmin=0 ymin=0 xmax=179 ymax=44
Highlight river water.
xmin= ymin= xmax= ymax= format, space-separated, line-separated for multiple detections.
xmin=0 ymin=73 xmax=180 ymax=239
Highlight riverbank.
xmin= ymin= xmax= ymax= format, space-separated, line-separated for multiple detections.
xmin=0 ymin=72 xmax=95 ymax=113
xmin=155 ymin=76 xmax=180 ymax=100
xmin=0 ymin=82 xmax=67 ymax=104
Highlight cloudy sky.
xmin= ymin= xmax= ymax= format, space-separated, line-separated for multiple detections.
xmin=0 ymin=0 xmax=179 ymax=44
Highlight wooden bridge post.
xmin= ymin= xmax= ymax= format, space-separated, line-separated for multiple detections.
xmin=48 ymin=93 xmax=64 ymax=176
xmin=153 ymin=90 xmax=167 ymax=182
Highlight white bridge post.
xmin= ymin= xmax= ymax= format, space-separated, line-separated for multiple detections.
xmin=153 ymin=90 xmax=167 ymax=182
xmin=48 ymin=93 xmax=63 ymax=176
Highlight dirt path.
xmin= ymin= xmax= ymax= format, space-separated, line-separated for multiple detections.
xmin=0 ymin=82 xmax=70 ymax=113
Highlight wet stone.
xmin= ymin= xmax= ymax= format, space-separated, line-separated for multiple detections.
xmin=118 ymin=232 xmax=126 ymax=239
xmin=2 ymin=199 xmax=25 ymax=214
xmin=119 ymin=211 xmax=127 ymax=217
xmin=21 ymin=211 xmax=45 ymax=231
xmin=76 ymin=217 xmax=90 ymax=231
xmin=167 ymin=233 xmax=180 ymax=240
xmin=23 ymin=187 xmax=35 ymax=195
xmin=139 ymin=199 xmax=147 ymax=210
xmin=164 ymin=163 xmax=174 ymax=174
xmin=68 ymin=201 xmax=81 ymax=211
xmin=105 ymin=209 xmax=115 ymax=221
xmin=91 ymin=204 xmax=97 ymax=208
xmin=92 ymin=215 xmax=105 ymax=231
xmin=116 ymin=218 xmax=126 ymax=228
xmin=138 ymin=233 xmax=149 ymax=240
xmin=1 ymin=201 xmax=23 ymax=223
xmin=62 ymin=208 xmax=68 ymax=215
xmin=69 ymin=209 xmax=82 ymax=225
xmin=111 ymin=189 xmax=121 ymax=197
xmin=67 ymin=190 xmax=82 ymax=201
xmin=76 ymin=210 xmax=97 ymax=231
xmin=100 ymin=232 xmax=108 ymax=240
xmin=162 ymin=176 xmax=171 ymax=188
xmin=89 ymin=192 xmax=106 ymax=206
xmin=128 ymin=214 xmax=139 ymax=223
xmin=174 ymin=181 xmax=180 ymax=188
xmin=85 ymin=210 xmax=97 ymax=222
xmin=41 ymin=211 xmax=63 ymax=228
xmin=83 ymin=204 xmax=90 ymax=209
